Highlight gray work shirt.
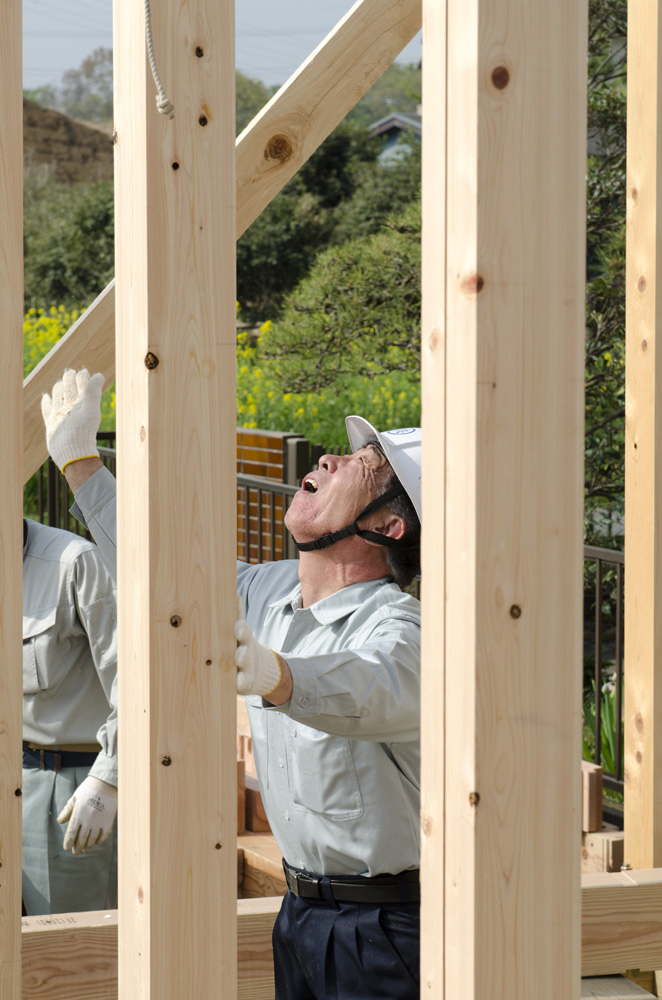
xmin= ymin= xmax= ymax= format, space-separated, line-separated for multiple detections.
xmin=71 ymin=467 xmax=421 ymax=874
xmin=23 ymin=518 xmax=118 ymax=785
xmin=238 ymin=562 xmax=421 ymax=877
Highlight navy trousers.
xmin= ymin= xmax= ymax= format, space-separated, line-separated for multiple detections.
xmin=273 ymin=889 xmax=420 ymax=1000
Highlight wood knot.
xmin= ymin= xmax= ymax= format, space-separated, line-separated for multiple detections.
xmin=491 ymin=66 xmax=510 ymax=90
xmin=642 ymin=339 xmax=648 ymax=352
xmin=509 ymin=605 xmax=522 ymax=619
xmin=638 ymin=275 xmax=647 ymax=293
xmin=428 ymin=328 xmax=441 ymax=352
xmin=264 ymin=134 xmax=293 ymax=163
xmin=635 ymin=712 xmax=644 ymax=733
xmin=460 ymin=273 xmax=484 ymax=295
xmin=421 ymin=814 xmax=433 ymax=837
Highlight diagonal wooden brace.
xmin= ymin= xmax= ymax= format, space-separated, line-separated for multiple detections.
xmin=22 ymin=0 xmax=422 ymax=484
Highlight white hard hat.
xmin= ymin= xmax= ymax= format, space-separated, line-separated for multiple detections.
xmin=345 ymin=415 xmax=422 ymax=521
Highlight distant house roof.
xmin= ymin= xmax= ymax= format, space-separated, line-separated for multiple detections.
xmin=369 ymin=112 xmax=422 ymax=140
xmin=369 ymin=112 xmax=422 ymax=165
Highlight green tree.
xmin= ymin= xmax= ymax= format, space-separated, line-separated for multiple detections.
xmin=237 ymin=122 xmax=384 ymax=319
xmin=584 ymin=0 xmax=627 ymax=542
xmin=237 ymin=177 xmax=331 ymax=320
xmin=236 ymin=71 xmax=271 ymax=134
xmin=259 ymin=199 xmax=421 ymax=392
xmin=23 ymin=85 xmax=58 ymax=109
xmin=24 ymin=172 xmax=114 ymax=309
xmin=346 ymin=62 xmax=421 ymax=128
xmin=60 ymin=47 xmax=113 ymax=123
xmin=330 ymin=135 xmax=421 ymax=245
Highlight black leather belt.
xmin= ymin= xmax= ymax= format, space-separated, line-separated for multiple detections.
xmin=22 ymin=744 xmax=99 ymax=772
xmin=283 ymin=860 xmax=420 ymax=904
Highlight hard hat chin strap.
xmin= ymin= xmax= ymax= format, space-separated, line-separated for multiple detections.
xmin=293 ymin=484 xmax=410 ymax=552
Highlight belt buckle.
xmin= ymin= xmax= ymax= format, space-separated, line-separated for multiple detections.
xmin=293 ymin=871 xmax=321 ymax=899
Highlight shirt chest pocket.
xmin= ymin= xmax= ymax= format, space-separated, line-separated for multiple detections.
xmin=23 ymin=608 xmax=59 ymax=695
xmin=286 ymin=726 xmax=363 ymax=821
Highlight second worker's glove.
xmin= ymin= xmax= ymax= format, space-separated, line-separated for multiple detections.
xmin=57 ymin=775 xmax=118 ymax=856
xmin=235 ymin=596 xmax=282 ymax=697
xmin=41 ymin=368 xmax=104 ymax=472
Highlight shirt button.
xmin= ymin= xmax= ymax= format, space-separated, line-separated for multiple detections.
xmin=301 ymin=698 xmax=310 ymax=708
xmin=278 ymin=758 xmax=284 ymax=768
xmin=285 ymin=810 xmax=290 ymax=821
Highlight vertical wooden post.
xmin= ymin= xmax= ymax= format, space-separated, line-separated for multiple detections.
xmin=0 ymin=0 xmax=25 ymax=994
xmin=420 ymin=0 xmax=587 ymax=993
xmin=113 ymin=0 xmax=236 ymax=996
xmin=624 ymin=0 xmax=662 ymax=871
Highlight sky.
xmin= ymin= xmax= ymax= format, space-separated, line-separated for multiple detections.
xmin=23 ymin=0 xmax=421 ymax=92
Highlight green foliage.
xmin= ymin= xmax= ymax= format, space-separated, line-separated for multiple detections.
xmin=237 ymin=330 xmax=420 ymax=447
xmin=23 ymin=306 xmax=116 ymax=519
xmin=346 ymin=63 xmax=421 ymax=129
xmin=237 ymin=177 xmax=332 ymax=320
xmin=258 ymin=200 xmax=421 ymax=394
xmin=23 ymin=306 xmax=116 ymax=430
xmin=23 ymin=85 xmax=58 ymax=108
xmin=237 ymin=122 xmax=384 ymax=319
xmin=60 ymin=47 xmax=113 ymax=123
xmin=583 ymin=676 xmax=623 ymax=778
xmin=236 ymin=72 xmax=271 ymax=134
xmin=584 ymin=0 xmax=627 ymax=543
xmin=23 ymin=172 xmax=114 ymax=310
xmin=297 ymin=123 xmax=382 ymax=209
xmin=330 ymin=136 xmax=421 ymax=246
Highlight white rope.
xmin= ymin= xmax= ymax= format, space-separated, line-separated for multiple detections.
xmin=145 ymin=0 xmax=175 ymax=119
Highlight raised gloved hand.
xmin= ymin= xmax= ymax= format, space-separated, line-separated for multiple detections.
xmin=57 ymin=775 xmax=118 ymax=856
xmin=41 ymin=368 xmax=104 ymax=472
xmin=235 ymin=595 xmax=282 ymax=697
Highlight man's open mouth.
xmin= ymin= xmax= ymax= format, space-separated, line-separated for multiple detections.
xmin=303 ymin=477 xmax=319 ymax=494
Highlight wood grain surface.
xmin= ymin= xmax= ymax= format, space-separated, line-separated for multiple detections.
xmin=421 ymin=0 xmax=588 ymax=992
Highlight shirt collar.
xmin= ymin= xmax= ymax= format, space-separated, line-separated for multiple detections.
xmin=269 ymin=576 xmax=392 ymax=625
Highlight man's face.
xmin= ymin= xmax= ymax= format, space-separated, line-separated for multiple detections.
xmin=285 ymin=444 xmax=393 ymax=544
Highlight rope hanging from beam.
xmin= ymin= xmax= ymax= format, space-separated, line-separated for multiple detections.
xmin=145 ymin=0 xmax=175 ymax=118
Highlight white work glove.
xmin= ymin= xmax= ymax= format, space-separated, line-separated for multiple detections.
xmin=57 ymin=775 xmax=118 ymax=856
xmin=235 ymin=596 xmax=282 ymax=697
xmin=41 ymin=368 xmax=104 ymax=472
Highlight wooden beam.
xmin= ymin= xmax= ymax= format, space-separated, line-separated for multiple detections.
xmin=113 ymin=0 xmax=236 ymax=995
xmin=419 ymin=0 xmax=446 ymax=991
xmin=582 ymin=870 xmax=662 ymax=977
xmin=624 ymin=0 xmax=662 ymax=871
xmin=23 ymin=283 xmax=115 ymax=484
xmin=234 ymin=0 xmax=421 ymax=239
xmin=420 ymin=0 xmax=587 ymax=993
xmin=0 ymin=0 xmax=25 ymax=994
xmin=582 ymin=823 xmax=625 ymax=874
xmin=22 ymin=870 xmax=662 ymax=996
xmin=583 ymin=760 xmax=604 ymax=833
xmin=21 ymin=899 xmax=280 ymax=1000
xmin=22 ymin=0 xmax=422 ymax=483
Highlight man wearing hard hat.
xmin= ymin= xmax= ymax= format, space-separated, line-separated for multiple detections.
xmin=41 ymin=369 xmax=422 ymax=1000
